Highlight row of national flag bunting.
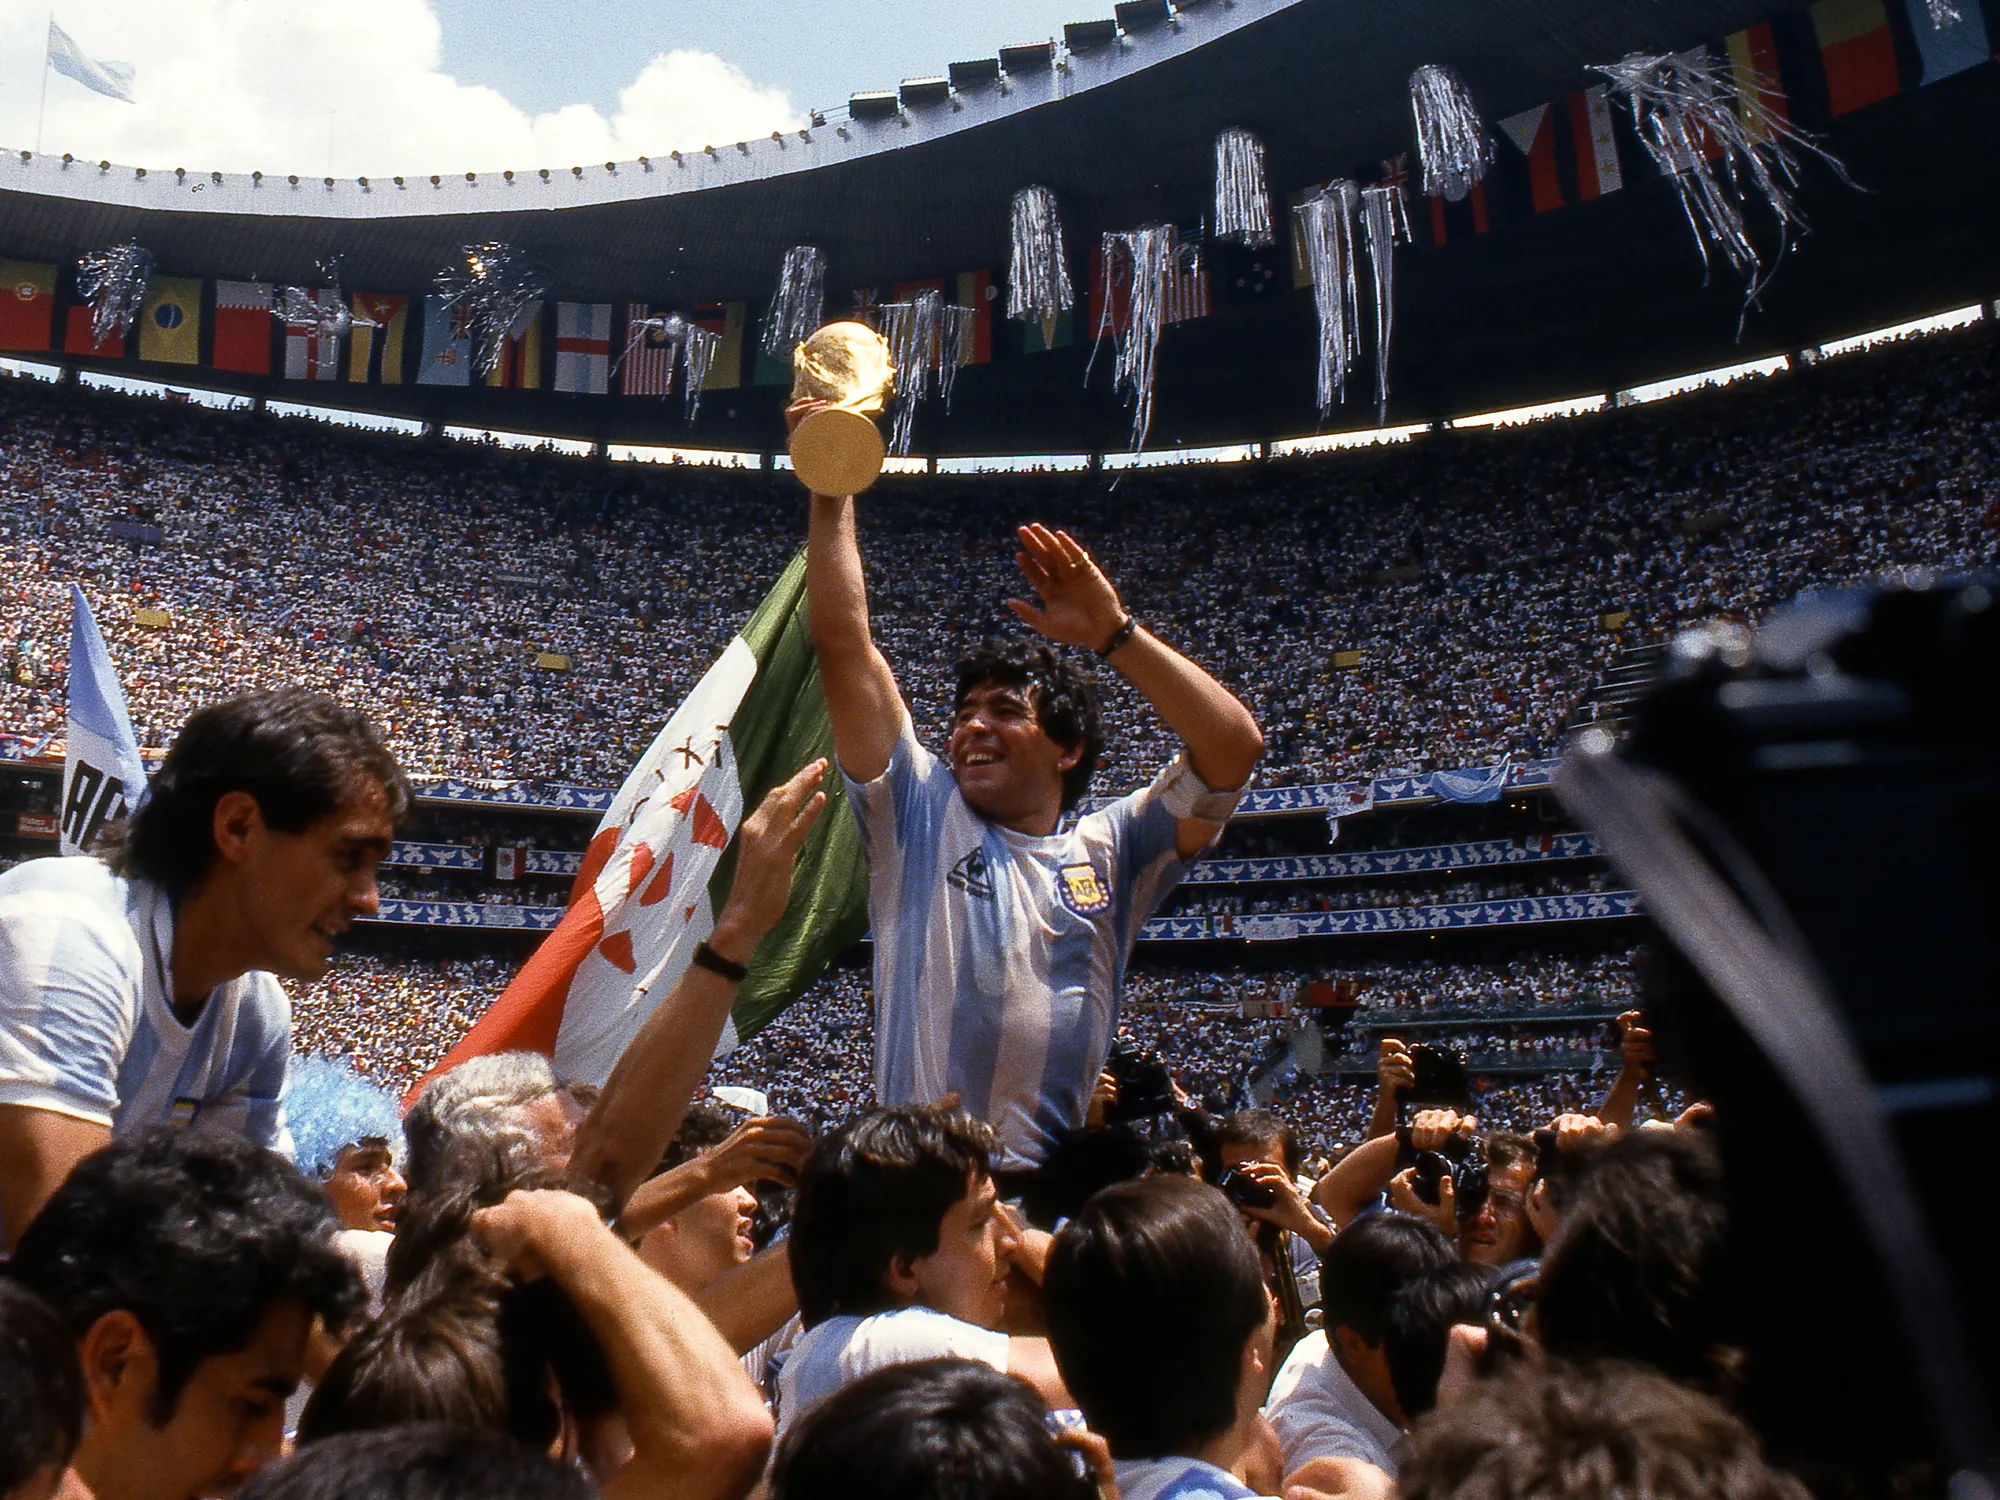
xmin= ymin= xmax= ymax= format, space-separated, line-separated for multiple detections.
xmin=1 ymin=0 xmax=1989 ymax=391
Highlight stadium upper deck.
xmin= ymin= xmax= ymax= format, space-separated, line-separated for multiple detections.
xmin=3 ymin=0 xmax=1997 ymax=450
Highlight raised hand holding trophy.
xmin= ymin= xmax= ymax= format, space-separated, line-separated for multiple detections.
xmin=786 ymin=321 xmax=895 ymax=497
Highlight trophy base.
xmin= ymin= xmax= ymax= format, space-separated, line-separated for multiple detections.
xmin=789 ymin=407 xmax=887 ymax=497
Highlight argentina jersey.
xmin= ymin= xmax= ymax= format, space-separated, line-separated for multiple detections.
xmin=0 ymin=856 xmax=291 ymax=1151
xmin=843 ymin=714 xmax=1189 ymax=1171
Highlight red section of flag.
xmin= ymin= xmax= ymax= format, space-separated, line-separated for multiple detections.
xmin=625 ymin=843 xmax=655 ymax=899
xmin=406 ymin=885 xmax=606 ymax=1103
xmin=1821 ymin=26 xmax=1899 ymax=114
xmin=212 ymin=294 xmax=271 ymax=375
xmin=1089 ymin=246 xmax=1130 ymax=336
xmin=639 ymin=851 xmax=676 ymax=906
xmin=570 ymin=825 xmax=619 ymax=907
xmin=1522 ymin=119 xmax=1562 ymax=213
xmin=0 ymin=278 xmax=54 ymax=352
xmin=1469 ymin=182 xmax=1491 ymax=234
xmin=598 ymin=930 xmax=637 ymax=974
xmin=64 ymin=305 xmax=124 ymax=357
xmin=691 ymin=796 xmax=729 ymax=850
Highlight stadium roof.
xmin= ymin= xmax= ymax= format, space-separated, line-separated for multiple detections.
xmin=3 ymin=0 xmax=1997 ymax=454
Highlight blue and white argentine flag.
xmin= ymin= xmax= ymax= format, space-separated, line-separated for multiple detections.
xmin=60 ymin=585 xmax=149 ymax=856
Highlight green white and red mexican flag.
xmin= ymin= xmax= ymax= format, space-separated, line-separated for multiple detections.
xmin=407 ymin=549 xmax=869 ymax=1098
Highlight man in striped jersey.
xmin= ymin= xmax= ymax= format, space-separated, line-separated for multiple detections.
xmin=0 ymin=689 xmax=407 ymax=1247
xmin=804 ymin=464 xmax=1263 ymax=1181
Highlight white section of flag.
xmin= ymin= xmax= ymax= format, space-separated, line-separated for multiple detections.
xmin=548 ymin=636 xmax=760 ymax=1083
xmin=554 ymin=303 xmax=612 ymax=395
xmin=418 ymin=295 xmax=473 ymax=386
xmin=1582 ymin=84 xmax=1622 ymax=194
xmin=215 ymin=280 xmax=272 ymax=312
xmin=284 ymin=289 xmax=341 ymax=380
xmin=47 ymin=20 xmax=135 ymax=103
xmin=1497 ymin=102 xmax=1550 ymax=160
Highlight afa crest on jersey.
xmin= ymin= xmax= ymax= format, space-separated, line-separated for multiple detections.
xmin=1057 ymin=861 xmax=1112 ymax=916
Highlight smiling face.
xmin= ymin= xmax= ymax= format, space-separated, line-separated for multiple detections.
xmin=226 ymin=778 xmax=395 ymax=982
xmin=947 ymin=679 xmax=1082 ymax=834
xmin=901 ymin=1172 xmax=1017 ymax=1330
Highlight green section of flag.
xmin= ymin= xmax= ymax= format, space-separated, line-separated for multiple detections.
xmin=705 ymin=548 xmax=871 ymax=1043
xmin=1019 ymin=308 xmax=1075 ymax=354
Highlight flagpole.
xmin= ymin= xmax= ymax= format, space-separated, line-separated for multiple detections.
xmin=34 ymin=13 xmax=52 ymax=157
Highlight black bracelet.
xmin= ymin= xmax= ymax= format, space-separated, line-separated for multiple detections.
xmin=1096 ymin=615 xmax=1138 ymax=659
xmin=690 ymin=941 xmax=749 ymax=983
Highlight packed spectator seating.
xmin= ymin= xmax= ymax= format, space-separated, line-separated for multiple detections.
xmin=4 ymin=324 xmax=1994 ymax=795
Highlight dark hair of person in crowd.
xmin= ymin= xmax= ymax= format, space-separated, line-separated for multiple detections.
xmin=1022 ymin=1125 xmax=1155 ymax=1230
xmin=1219 ymin=1107 xmax=1302 ymax=1176
xmin=102 ymin=686 xmax=411 ymax=896
xmin=1535 ymin=1129 xmax=1738 ymax=1395
xmin=1400 ymin=1361 xmax=1811 ymax=1500
xmin=9 ymin=1126 xmax=363 ymax=1425
xmin=788 ymin=1104 xmax=994 ymax=1328
xmin=952 ymin=637 xmax=1103 ymax=812
xmin=1384 ymin=1263 xmax=1492 ymax=1423
xmin=0 ymin=1278 xmax=85 ymax=1496
xmin=656 ymin=1100 xmax=740 ymax=1173
xmin=1044 ymin=1176 xmax=1268 ymax=1461
xmin=1321 ymin=1210 xmax=1460 ymax=1345
xmin=236 ymin=1424 xmax=596 ymax=1500
xmin=770 ymin=1358 xmax=1095 ymax=1500
xmin=311 ymin=1163 xmax=618 ymax=1449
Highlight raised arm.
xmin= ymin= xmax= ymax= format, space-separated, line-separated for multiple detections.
xmin=1597 ymin=1010 xmax=1654 ymax=1130
xmin=569 ymin=763 xmax=826 ymax=1210
xmin=794 ymin=401 xmax=904 ymax=783
xmin=1007 ymin=525 xmax=1263 ymax=857
xmin=472 ymin=1189 xmax=773 ymax=1500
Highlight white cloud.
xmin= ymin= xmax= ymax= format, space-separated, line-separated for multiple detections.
xmin=0 ymin=0 xmax=801 ymax=176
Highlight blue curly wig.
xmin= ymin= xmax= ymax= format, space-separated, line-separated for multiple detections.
xmin=287 ymin=1055 xmax=405 ymax=1181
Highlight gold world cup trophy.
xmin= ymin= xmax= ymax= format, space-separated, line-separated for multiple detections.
xmin=786 ymin=321 xmax=895 ymax=497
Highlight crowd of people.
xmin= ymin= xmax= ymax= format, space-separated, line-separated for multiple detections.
xmin=4 ymin=323 xmax=1995 ymax=795
xmin=285 ymin=945 xmax=1647 ymax=1155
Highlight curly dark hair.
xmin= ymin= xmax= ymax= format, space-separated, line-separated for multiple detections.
xmin=952 ymin=637 xmax=1103 ymax=811
xmin=10 ymin=1126 xmax=363 ymax=1424
xmin=103 ymin=686 xmax=411 ymax=897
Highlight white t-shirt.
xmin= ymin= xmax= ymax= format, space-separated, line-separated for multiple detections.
xmin=844 ymin=713 xmax=1189 ymax=1170
xmin=0 ymin=856 xmax=291 ymax=1150
xmin=1114 ymin=1456 xmax=1273 ymax=1500
xmin=1264 ymin=1332 xmax=1402 ymax=1477
xmin=774 ymin=1305 xmax=1009 ymax=1438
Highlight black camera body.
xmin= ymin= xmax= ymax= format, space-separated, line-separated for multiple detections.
xmin=1406 ymin=1042 xmax=1472 ymax=1110
xmin=1104 ymin=1046 xmax=1176 ymax=1123
xmin=1215 ymin=1166 xmax=1277 ymax=1210
xmin=1560 ymin=575 xmax=2000 ymax=1476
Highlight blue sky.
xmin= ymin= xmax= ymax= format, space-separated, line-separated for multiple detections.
xmin=430 ymin=0 xmax=1091 ymax=119
xmin=0 ymin=0 xmax=1097 ymax=177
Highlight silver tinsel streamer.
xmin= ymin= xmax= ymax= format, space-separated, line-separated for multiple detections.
xmin=275 ymin=260 xmax=377 ymax=342
xmin=434 ymin=243 xmax=551 ymax=379
xmin=1214 ymin=128 xmax=1275 ymax=248
xmin=76 ymin=241 xmax=154 ymax=345
xmin=616 ymin=313 xmax=724 ymax=421
xmin=761 ymin=245 xmax=826 ymax=355
xmin=1596 ymin=51 xmax=1852 ymax=311
xmin=1007 ymin=186 xmax=1074 ymax=330
xmin=876 ymin=289 xmax=976 ymax=455
xmin=1410 ymin=65 xmax=1491 ymax=200
xmin=1360 ymin=182 xmax=1412 ymax=424
xmin=1090 ymin=226 xmax=1190 ymax=454
xmin=1293 ymin=182 xmax=1361 ymax=417
xmin=1927 ymin=0 xmax=1963 ymax=26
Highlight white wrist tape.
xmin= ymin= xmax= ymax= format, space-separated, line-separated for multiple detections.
xmin=1152 ymin=752 xmax=1246 ymax=823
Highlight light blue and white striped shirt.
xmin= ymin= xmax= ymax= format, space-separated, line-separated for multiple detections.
xmin=0 ymin=857 xmax=291 ymax=1163
xmin=1114 ymin=1456 xmax=1271 ymax=1500
xmin=844 ymin=714 xmax=1189 ymax=1171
